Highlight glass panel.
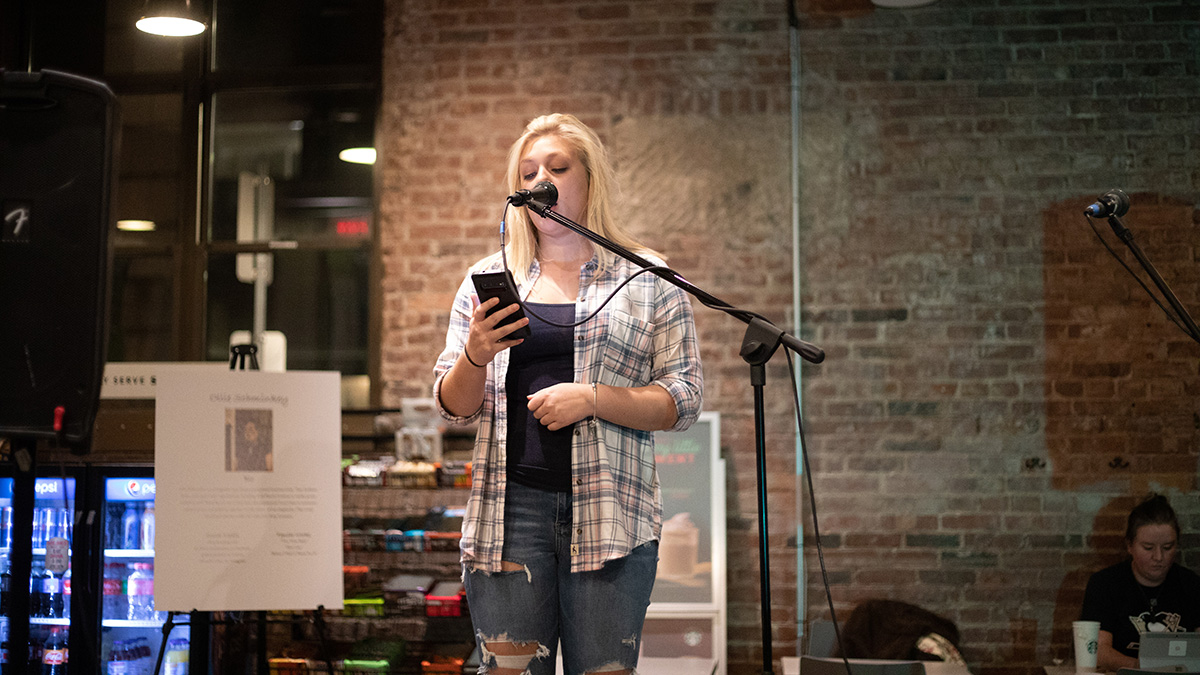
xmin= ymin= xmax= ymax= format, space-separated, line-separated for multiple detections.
xmin=104 ymin=0 xmax=188 ymax=76
xmin=109 ymin=253 xmax=177 ymax=362
xmin=209 ymin=89 xmax=376 ymax=244
xmin=114 ymin=93 xmax=185 ymax=239
xmin=212 ymin=0 xmax=382 ymax=72
xmin=205 ymin=248 xmax=370 ymax=374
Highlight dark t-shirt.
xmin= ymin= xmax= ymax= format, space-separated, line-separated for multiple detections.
xmin=1080 ymin=561 xmax=1200 ymax=658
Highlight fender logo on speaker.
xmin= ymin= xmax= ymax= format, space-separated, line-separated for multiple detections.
xmin=2 ymin=201 xmax=32 ymax=243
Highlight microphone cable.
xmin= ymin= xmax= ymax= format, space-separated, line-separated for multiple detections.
xmin=497 ymin=203 xmax=789 ymax=333
xmin=495 ymin=203 xmax=673 ymax=330
xmin=1082 ymin=212 xmax=1200 ymax=343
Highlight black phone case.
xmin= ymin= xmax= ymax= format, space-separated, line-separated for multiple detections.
xmin=471 ymin=270 xmax=532 ymax=341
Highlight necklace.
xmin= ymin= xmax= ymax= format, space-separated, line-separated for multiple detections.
xmin=1138 ymin=582 xmax=1162 ymax=614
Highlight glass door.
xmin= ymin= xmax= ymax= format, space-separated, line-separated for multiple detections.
xmin=100 ymin=477 xmax=189 ymax=675
xmin=0 ymin=476 xmax=76 ymax=673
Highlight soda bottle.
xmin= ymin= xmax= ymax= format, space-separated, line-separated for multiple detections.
xmin=105 ymin=503 xmax=123 ymax=549
xmin=102 ymin=563 xmax=125 ymax=618
xmin=60 ymin=568 xmax=70 ymax=619
xmin=140 ymin=638 xmax=155 ymax=675
xmin=0 ymin=506 xmax=12 ymax=549
xmin=121 ymin=503 xmax=140 ymax=550
xmin=29 ymin=561 xmax=45 ymax=618
xmin=126 ymin=563 xmax=153 ymax=621
xmin=31 ymin=508 xmax=48 ymax=549
xmin=124 ymin=640 xmax=140 ymax=675
xmin=42 ymin=568 xmax=62 ymax=619
xmin=41 ymin=627 xmax=66 ymax=675
xmin=139 ymin=506 xmax=155 ymax=551
xmin=52 ymin=508 xmax=70 ymax=545
xmin=28 ymin=634 xmax=43 ymax=671
xmin=0 ymin=554 xmax=10 ymax=615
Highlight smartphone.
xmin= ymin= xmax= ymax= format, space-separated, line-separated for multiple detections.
xmin=471 ymin=270 xmax=532 ymax=341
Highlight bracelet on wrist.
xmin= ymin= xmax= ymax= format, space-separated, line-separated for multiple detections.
xmin=463 ymin=346 xmax=486 ymax=368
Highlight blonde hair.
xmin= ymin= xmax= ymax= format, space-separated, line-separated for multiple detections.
xmin=498 ymin=113 xmax=659 ymax=285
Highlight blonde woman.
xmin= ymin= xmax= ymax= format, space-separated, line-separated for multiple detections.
xmin=434 ymin=113 xmax=703 ymax=675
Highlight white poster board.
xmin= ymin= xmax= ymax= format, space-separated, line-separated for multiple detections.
xmin=153 ymin=366 xmax=344 ymax=611
xmin=646 ymin=412 xmax=726 ymax=674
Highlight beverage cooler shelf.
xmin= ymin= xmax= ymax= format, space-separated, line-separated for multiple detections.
xmin=104 ymin=619 xmax=184 ymax=628
xmin=30 ymin=618 xmax=70 ymax=626
xmin=105 ymin=548 xmax=155 ymax=558
xmin=341 ymin=487 xmax=467 ymax=518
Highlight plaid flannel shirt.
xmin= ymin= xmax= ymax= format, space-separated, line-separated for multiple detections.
xmin=433 ymin=254 xmax=703 ymax=573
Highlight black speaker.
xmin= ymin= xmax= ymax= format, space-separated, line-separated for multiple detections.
xmin=0 ymin=69 xmax=119 ymax=450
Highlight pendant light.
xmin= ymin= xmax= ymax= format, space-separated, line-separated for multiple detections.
xmin=136 ymin=0 xmax=207 ymax=37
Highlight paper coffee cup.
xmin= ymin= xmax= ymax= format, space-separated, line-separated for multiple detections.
xmin=658 ymin=513 xmax=699 ymax=577
xmin=1072 ymin=620 xmax=1100 ymax=672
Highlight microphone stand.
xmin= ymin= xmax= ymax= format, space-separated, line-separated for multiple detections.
xmin=526 ymin=199 xmax=825 ymax=675
xmin=1103 ymin=213 xmax=1200 ymax=342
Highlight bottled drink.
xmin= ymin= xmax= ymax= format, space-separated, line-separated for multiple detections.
xmin=42 ymin=568 xmax=62 ymax=619
xmin=29 ymin=561 xmax=45 ymax=618
xmin=0 ymin=554 xmax=10 ymax=615
xmin=61 ymin=568 xmax=70 ymax=619
xmin=164 ymin=638 xmax=188 ymax=675
xmin=40 ymin=628 xmax=66 ymax=675
xmin=124 ymin=640 xmax=141 ymax=675
xmin=106 ymin=640 xmax=128 ymax=675
xmin=126 ymin=563 xmax=154 ymax=621
xmin=105 ymin=503 xmax=123 ymax=550
xmin=28 ymin=635 xmax=43 ymax=671
xmin=52 ymin=508 xmax=70 ymax=544
xmin=102 ymin=563 xmax=126 ymax=618
xmin=137 ymin=638 xmax=154 ymax=675
xmin=32 ymin=508 xmax=51 ymax=549
xmin=121 ymin=504 xmax=140 ymax=550
xmin=139 ymin=506 xmax=155 ymax=551
xmin=0 ymin=506 xmax=12 ymax=550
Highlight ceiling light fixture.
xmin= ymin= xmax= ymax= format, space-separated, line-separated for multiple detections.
xmin=117 ymin=220 xmax=157 ymax=232
xmin=870 ymin=0 xmax=939 ymax=7
xmin=338 ymin=147 xmax=376 ymax=165
xmin=136 ymin=0 xmax=207 ymax=37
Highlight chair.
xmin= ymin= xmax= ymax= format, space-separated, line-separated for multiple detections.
xmin=808 ymin=619 xmax=840 ymax=658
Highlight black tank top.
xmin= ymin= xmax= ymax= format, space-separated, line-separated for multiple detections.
xmin=505 ymin=302 xmax=575 ymax=492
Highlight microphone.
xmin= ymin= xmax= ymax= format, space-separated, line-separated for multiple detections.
xmin=1084 ymin=189 xmax=1130 ymax=218
xmin=508 ymin=181 xmax=558 ymax=207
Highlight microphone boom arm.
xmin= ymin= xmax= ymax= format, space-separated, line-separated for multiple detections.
xmin=524 ymin=199 xmax=826 ymax=364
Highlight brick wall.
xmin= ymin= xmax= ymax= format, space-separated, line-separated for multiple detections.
xmin=378 ymin=1 xmax=1200 ymax=674
xmin=795 ymin=2 xmax=1199 ymax=675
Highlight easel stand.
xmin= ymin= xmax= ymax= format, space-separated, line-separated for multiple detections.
xmin=161 ymin=344 xmax=337 ymax=675
xmin=525 ymin=199 xmax=825 ymax=674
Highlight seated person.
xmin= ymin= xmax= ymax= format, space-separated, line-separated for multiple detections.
xmin=1080 ymin=493 xmax=1200 ymax=672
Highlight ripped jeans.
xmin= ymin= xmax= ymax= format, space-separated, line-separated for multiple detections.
xmin=463 ymin=480 xmax=658 ymax=675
